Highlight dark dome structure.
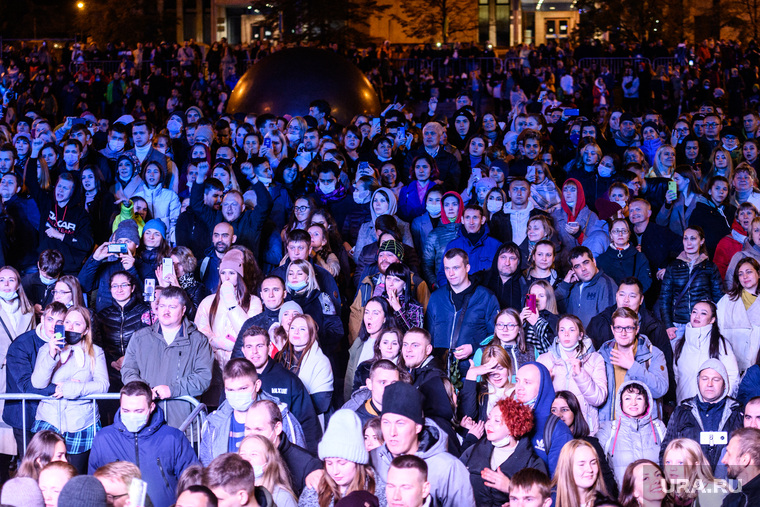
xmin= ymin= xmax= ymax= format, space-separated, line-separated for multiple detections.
xmin=227 ymin=48 xmax=381 ymax=126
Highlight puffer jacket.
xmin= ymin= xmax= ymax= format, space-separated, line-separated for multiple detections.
xmin=689 ymin=196 xmax=736 ymax=258
xmin=537 ymin=337 xmax=608 ymax=435
xmin=438 ymin=225 xmax=502 ymax=289
xmin=422 ymin=221 xmax=461 ymax=289
xmin=596 ymin=244 xmax=653 ymax=293
xmin=132 ymin=185 xmax=181 ymax=244
xmin=371 ymin=418 xmax=476 ymax=507
xmin=96 ymin=295 xmax=151 ymax=385
xmin=596 ymin=381 xmax=667 ymax=486
xmin=717 ymin=292 xmax=760 ymax=373
xmin=673 ymin=324 xmax=740 ymax=403
xmin=660 ymin=252 xmax=724 ymax=327
xmin=88 ymin=406 xmax=199 ymax=507
xmin=597 ymin=335 xmax=669 ymax=422
xmin=459 ymin=436 xmax=547 ymax=507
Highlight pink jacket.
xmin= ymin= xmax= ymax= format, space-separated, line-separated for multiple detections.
xmin=537 ymin=337 xmax=608 ymax=435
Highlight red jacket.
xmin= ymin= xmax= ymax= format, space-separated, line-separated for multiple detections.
xmin=714 ymin=220 xmax=747 ymax=278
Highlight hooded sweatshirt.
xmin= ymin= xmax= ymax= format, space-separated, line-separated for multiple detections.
xmin=674 ymin=325 xmax=740 ymax=404
xmin=422 ymin=191 xmax=464 ymax=288
xmin=520 ymin=362 xmax=574 ymax=476
xmin=595 ymin=380 xmax=667 ymax=486
xmin=354 ymin=188 xmax=413 ymax=260
xmin=661 ymin=358 xmax=743 ymax=471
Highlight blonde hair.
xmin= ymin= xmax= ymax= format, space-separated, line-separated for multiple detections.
xmin=66 ymin=306 xmax=97 ymax=369
xmin=0 ymin=265 xmax=35 ymax=316
xmin=93 ymin=460 xmax=142 ymax=487
xmin=239 ymin=435 xmax=297 ymax=504
xmin=552 ymin=439 xmax=608 ymax=507
xmin=529 ymin=280 xmax=558 ymax=314
xmin=663 ymin=438 xmax=715 ymax=501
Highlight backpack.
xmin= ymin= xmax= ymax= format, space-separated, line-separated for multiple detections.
xmin=543 ymin=414 xmax=560 ymax=455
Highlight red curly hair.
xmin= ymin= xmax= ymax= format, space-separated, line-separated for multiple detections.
xmin=494 ymin=397 xmax=534 ymax=439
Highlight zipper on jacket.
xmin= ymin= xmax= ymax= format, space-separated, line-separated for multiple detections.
xmin=133 ymin=434 xmax=140 ymax=468
xmin=119 ymin=306 xmax=125 ymax=355
xmin=156 ymin=457 xmax=171 ymax=490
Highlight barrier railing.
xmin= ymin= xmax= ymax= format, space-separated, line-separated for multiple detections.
xmin=1 ymin=393 xmax=207 ymax=455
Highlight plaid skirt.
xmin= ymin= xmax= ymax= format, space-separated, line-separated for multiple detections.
xmin=31 ymin=419 xmax=101 ymax=454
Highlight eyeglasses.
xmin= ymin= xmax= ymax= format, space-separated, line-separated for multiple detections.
xmin=613 ymin=325 xmax=637 ymax=334
xmin=496 ymin=322 xmax=519 ymax=330
xmin=610 ymin=229 xmax=629 ymax=235
xmin=705 ymin=122 xmax=719 ymax=127
xmin=294 ymin=206 xmax=310 ymax=212
xmin=110 ymin=283 xmax=132 ymax=290
xmin=51 ymin=290 xmax=71 ymax=296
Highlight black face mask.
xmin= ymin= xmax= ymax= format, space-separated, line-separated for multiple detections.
xmin=64 ymin=331 xmax=84 ymax=345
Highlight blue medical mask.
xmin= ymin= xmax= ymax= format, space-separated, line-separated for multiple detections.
xmin=287 ymin=280 xmax=308 ymax=292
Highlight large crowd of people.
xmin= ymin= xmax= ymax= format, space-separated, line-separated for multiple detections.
xmin=0 ymin=35 xmax=759 ymax=506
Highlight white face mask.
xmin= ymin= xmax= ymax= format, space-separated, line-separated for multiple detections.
xmin=166 ymin=119 xmax=182 ymax=134
xmin=253 ymin=464 xmax=265 ymax=478
xmin=320 ymin=182 xmax=336 ymax=194
xmin=0 ymin=290 xmax=17 ymax=301
xmin=257 ymin=176 xmax=272 ymax=185
xmin=598 ymin=165 xmax=613 ymax=177
xmin=63 ymin=153 xmax=79 ymax=167
xmin=226 ymin=390 xmax=254 ymax=412
xmin=39 ymin=274 xmax=57 ymax=286
xmin=109 ymin=139 xmax=126 ymax=152
xmin=565 ymin=196 xmax=576 ymax=207
xmin=426 ymin=202 xmax=442 ymax=217
xmin=487 ymin=200 xmax=503 ymax=213
xmin=121 ymin=411 xmax=149 ymax=433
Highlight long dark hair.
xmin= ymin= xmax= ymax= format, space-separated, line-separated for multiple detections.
xmin=674 ymin=300 xmax=728 ymax=365
xmin=619 ymin=459 xmax=668 ymax=507
xmin=555 ymin=391 xmax=591 ymax=438
xmin=384 ymin=262 xmax=413 ymax=302
xmin=728 ymin=257 xmax=760 ymax=301
xmin=358 ymin=296 xmax=390 ymax=343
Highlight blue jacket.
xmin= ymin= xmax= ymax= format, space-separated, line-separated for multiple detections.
xmin=424 ymin=285 xmax=499 ymax=350
xmin=738 ymin=365 xmax=760 ymax=407
xmin=437 ymin=226 xmax=501 ymax=289
xmin=411 ymin=213 xmax=435 ymax=257
xmin=88 ymin=406 xmax=199 ymax=507
xmin=2 ymin=328 xmax=56 ymax=430
xmin=524 ymin=361 xmax=574 ymax=476
xmin=398 ymin=181 xmax=429 ymax=223
xmin=597 ymin=335 xmax=669 ymax=422
xmin=555 ymin=269 xmax=618 ymax=328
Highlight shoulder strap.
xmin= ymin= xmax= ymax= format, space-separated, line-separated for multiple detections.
xmin=200 ymin=256 xmax=210 ymax=280
xmin=0 ymin=316 xmax=13 ymax=342
xmin=674 ymin=265 xmax=701 ymax=309
xmin=543 ymin=414 xmax=559 ymax=456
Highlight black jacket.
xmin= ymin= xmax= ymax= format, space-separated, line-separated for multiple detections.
xmin=460 ymin=436 xmax=547 ymax=507
xmin=595 ymin=245 xmax=653 ymax=293
xmin=660 ymin=255 xmax=724 ymax=327
xmin=689 ymin=197 xmax=736 ymax=258
xmin=21 ymin=272 xmax=55 ymax=308
xmin=637 ymin=221 xmax=682 ymax=271
xmin=257 ymin=358 xmax=321 ymax=454
xmin=175 ymin=208 xmax=211 ymax=261
xmin=409 ymin=357 xmax=460 ymax=456
xmin=404 ymin=146 xmax=461 ymax=191
xmin=96 ymin=295 xmax=150 ymax=386
xmin=231 ymin=307 xmax=281 ymax=360
xmin=278 ymin=436 xmax=322 ymax=497
xmin=660 ymin=396 xmax=742 ymax=470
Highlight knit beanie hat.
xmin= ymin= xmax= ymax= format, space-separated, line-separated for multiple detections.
xmin=318 ymin=409 xmax=369 ymax=464
xmin=382 ymin=381 xmax=424 ymax=426
xmin=195 ymin=123 xmax=214 ymax=144
xmin=12 ymin=132 xmax=31 ymax=145
xmin=112 ymin=218 xmax=140 ymax=245
xmin=335 ymin=491 xmax=380 ymax=507
xmin=278 ymin=301 xmax=303 ymax=321
xmin=185 ymin=106 xmax=203 ymax=120
xmin=57 ymin=476 xmax=108 ymax=507
xmin=220 ymin=249 xmax=245 ymax=278
xmin=619 ymin=112 xmax=636 ymax=124
xmin=0 ymin=477 xmax=44 ymax=507
xmin=143 ymin=218 xmax=167 ymax=239
xmin=378 ymin=240 xmax=404 ymax=262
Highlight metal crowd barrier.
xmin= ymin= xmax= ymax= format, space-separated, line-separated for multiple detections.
xmin=0 ymin=393 xmax=207 ymax=455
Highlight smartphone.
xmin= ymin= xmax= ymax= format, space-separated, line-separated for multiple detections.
xmin=144 ymin=279 xmax=156 ymax=303
xmin=397 ymin=126 xmax=406 ymax=139
xmin=568 ymin=221 xmax=579 ymax=228
xmin=526 ymin=294 xmax=537 ymax=313
xmin=263 ymin=137 xmax=272 ymax=149
xmin=565 ymin=108 xmax=580 ymax=117
xmin=70 ymin=118 xmax=86 ymax=126
xmin=358 ymin=161 xmax=370 ymax=173
xmin=128 ymin=478 xmax=148 ymax=507
xmin=668 ymin=180 xmax=678 ymax=195
xmin=372 ymin=117 xmax=381 ymax=129
xmin=54 ymin=324 xmax=65 ymax=341
xmin=108 ymin=243 xmax=128 ymax=254
xmin=162 ymin=258 xmax=174 ymax=278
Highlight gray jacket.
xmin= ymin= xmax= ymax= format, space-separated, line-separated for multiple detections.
xmin=199 ymin=392 xmax=306 ymax=466
xmin=121 ymin=319 xmax=213 ymax=430
xmin=371 ymin=418 xmax=475 ymax=507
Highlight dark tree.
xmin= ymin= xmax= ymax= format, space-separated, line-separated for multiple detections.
xmin=392 ymin=0 xmax=476 ymax=43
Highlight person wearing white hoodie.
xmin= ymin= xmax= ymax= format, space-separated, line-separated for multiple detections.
xmin=133 ymin=160 xmax=181 ymax=245
xmin=673 ymin=301 xmax=739 ymax=404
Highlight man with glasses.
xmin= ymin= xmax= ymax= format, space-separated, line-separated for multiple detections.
xmin=597 ymin=307 xmax=668 ymax=422
xmin=96 ymin=270 xmax=150 ymax=390
xmin=701 ymin=113 xmax=722 ymax=154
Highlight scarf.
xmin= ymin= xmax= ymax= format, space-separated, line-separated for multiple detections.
xmin=316 ymin=182 xmax=348 ymax=205
xmin=742 ymin=289 xmax=758 ymax=311
xmin=530 ymin=177 xmax=561 ymax=211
